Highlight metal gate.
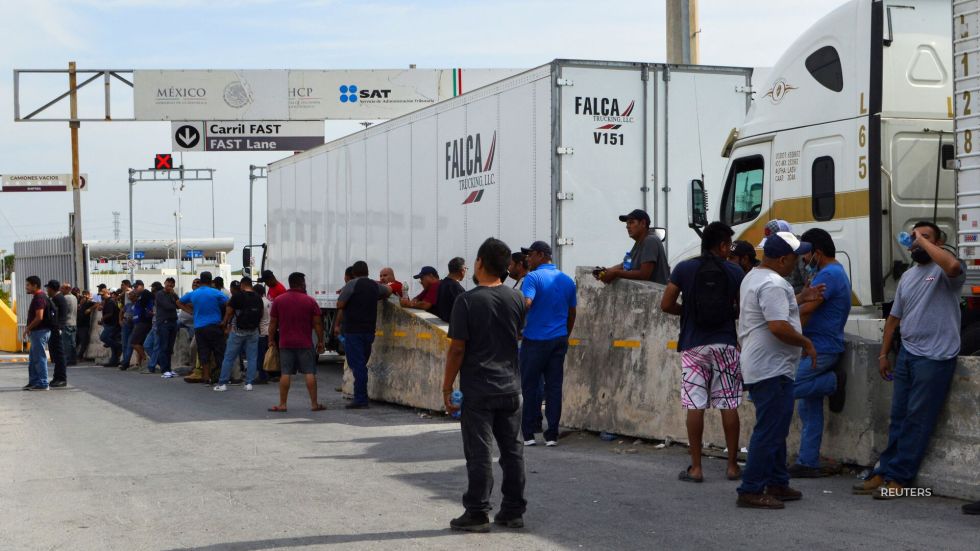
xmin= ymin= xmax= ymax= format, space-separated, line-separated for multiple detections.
xmin=13 ymin=236 xmax=79 ymax=333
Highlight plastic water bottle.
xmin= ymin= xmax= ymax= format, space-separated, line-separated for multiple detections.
xmin=450 ymin=390 xmax=463 ymax=419
xmin=623 ymin=252 xmax=633 ymax=271
xmin=897 ymin=231 xmax=913 ymax=248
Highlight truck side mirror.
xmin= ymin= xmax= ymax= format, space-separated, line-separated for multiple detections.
xmin=652 ymin=227 xmax=667 ymax=243
xmin=242 ymin=247 xmax=252 ymax=278
xmin=688 ymin=179 xmax=708 ymax=229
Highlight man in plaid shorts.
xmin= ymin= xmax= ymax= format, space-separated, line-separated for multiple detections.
xmin=661 ymin=221 xmax=745 ymax=483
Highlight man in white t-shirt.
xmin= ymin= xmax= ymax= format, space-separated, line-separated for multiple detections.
xmin=736 ymin=231 xmax=822 ymax=510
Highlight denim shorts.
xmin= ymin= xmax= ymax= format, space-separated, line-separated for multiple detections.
xmin=279 ymin=347 xmax=317 ymax=375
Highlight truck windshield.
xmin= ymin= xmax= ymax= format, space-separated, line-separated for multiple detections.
xmin=722 ymin=155 xmax=765 ymax=226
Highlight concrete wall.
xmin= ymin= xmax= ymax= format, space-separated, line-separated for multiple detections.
xmin=342 ymin=300 xmax=451 ymax=412
xmin=564 ymin=269 xmax=978 ymax=499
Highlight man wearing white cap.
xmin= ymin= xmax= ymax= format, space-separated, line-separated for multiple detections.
xmin=736 ymin=231 xmax=823 ymax=509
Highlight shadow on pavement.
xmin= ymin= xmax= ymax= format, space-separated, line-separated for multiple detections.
xmin=160 ymin=529 xmax=453 ymax=551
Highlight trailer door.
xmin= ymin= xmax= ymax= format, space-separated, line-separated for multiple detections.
xmin=556 ymin=64 xmax=647 ymax=272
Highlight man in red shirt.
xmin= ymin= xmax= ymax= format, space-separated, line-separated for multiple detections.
xmin=400 ymin=266 xmax=440 ymax=313
xmin=267 ymin=272 xmax=326 ymax=412
xmin=379 ymin=267 xmax=404 ymax=298
xmin=261 ymin=270 xmax=288 ymax=300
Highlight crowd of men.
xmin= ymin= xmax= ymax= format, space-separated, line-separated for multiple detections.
xmin=20 ymin=207 xmax=979 ymax=530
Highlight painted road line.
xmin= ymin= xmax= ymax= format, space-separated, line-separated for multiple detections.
xmin=667 ymin=341 xmax=678 ymax=350
xmin=568 ymin=338 xmax=581 ymax=346
xmin=393 ymin=331 xmax=407 ymax=338
xmin=612 ymin=340 xmax=641 ymax=349
xmin=417 ymin=332 xmax=432 ymax=340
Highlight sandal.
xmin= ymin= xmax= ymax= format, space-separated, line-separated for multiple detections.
xmin=267 ymin=405 xmax=288 ymax=412
xmin=311 ymin=403 xmax=327 ymax=412
xmin=678 ymin=466 xmax=704 ymax=483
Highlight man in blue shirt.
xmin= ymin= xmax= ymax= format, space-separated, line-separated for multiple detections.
xmin=790 ymin=228 xmax=851 ymax=478
xmin=177 ymin=271 xmax=228 ymax=384
xmin=519 ymin=241 xmax=577 ymax=447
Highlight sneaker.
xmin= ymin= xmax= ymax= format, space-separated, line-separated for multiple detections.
xmin=245 ymin=384 xmax=253 ymax=391
xmin=829 ymin=360 xmax=847 ymax=413
xmin=523 ymin=439 xmax=537 ymax=446
xmin=22 ymin=384 xmax=34 ymax=391
xmin=26 ymin=385 xmax=49 ymax=391
xmin=493 ymin=511 xmax=525 ymax=529
xmin=49 ymin=380 xmax=68 ymax=389
xmin=213 ymin=384 xmax=228 ymax=392
xmin=765 ymin=485 xmax=803 ymax=501
xmin=788 ymin=463 xmax=825 ymax=479
xmin=545 ymin=440 xmax=558 ymax=447
xmin=963 ymin=500 xmax=980 ymax=515
xmin=162 ymin=371 xmax=176 ymax=378
xmin=736 ymin=493 xmax=785 ymax=509
xmin=450 ymin=511 xmax=490 ymax=533
xmin=852 ymin=474 xmax=885 ymax=495
xmin=119 ymin=364 xmax=130 ymax=371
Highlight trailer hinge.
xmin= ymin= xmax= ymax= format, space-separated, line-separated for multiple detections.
xmin=557 ymin=237 xmax=575 ymax=246
xmin=556 ymin=146 xmax=574 ymax=155
xmin=735 ymin=85 xmax=753 ymax=94
xmin=556 ymin=78 xmax=574 ymax=87
xmin=556 ymin=192 xmax=574 ymax=201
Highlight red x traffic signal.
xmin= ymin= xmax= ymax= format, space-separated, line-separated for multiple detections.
xmin=155 ymin=153 xmax=173 ymax=170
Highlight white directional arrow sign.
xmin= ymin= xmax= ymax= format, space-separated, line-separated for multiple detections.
xmin=175 ymin=124 xmax=200 ymax=148
xmin=171 ymin=121 xmax=206 ymax=151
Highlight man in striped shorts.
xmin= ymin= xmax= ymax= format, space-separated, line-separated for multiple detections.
xmin=661 ymin=221 xmax=745 ymax=483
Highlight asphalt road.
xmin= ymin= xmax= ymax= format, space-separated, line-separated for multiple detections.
xmin=0 ymin=358 xmax=975 ymax=551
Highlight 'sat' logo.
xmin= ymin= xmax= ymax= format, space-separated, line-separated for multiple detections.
xmin=339 ymin=85 xmax=359 ymax=103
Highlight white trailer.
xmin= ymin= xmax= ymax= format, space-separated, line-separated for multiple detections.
xmin=264 ymin=59 xmax=752 ymax=308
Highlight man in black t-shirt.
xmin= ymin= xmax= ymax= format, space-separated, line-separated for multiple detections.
xmin=435 ymin=257 xmax=467 ymax=322
xmin=45 ymin=280 xmax=69 ymax=387
xmin=443 ymin=238 xmax=527 ymax=533
xmin=216 ymin=277 xmax=266 ymax=391
xmin=334 ymin=261 xmax=392 ymax=408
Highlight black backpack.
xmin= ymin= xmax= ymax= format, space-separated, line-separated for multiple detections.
xmin=42 ymin=295 xmax=58 ymax=329
xmin=692 ymin=255 xmax=734 ymax=328
xmin=235 ymin=292 xmax=264 ymax=331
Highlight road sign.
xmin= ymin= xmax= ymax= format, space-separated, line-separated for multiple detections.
xmin=184 ymin=249 xmax=203 ymax=259
xmin=126 ymin=259 xmax=138 ymax=269
xmin=129 ymin=251 xmax=145 ymax=260
xmin=174 ymin=124 xmax=201 ymax=148
xmin=155 ymin=154 xmax=173 ymax=169
xmin=171 ymin=120 xmax=324 ymax=152
xmin=1 ymin=173 xmax=88 ymax=192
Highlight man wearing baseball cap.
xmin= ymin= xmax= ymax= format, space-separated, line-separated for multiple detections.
xmin=736 ymin=231 xmax=822 ymax=509
xmin=260 ymin=270 xmax=287 ymax=300
xmin=596 ymin=209 xmax=669 ymax=285
xmin=759 ymin=220 xmax=805 ymax=292
xmin=728 ymin=240 xmax=760 ymax=274
xmin=518 ymin=240 xmax=577 ymax=447
xmin=400 ymin=266 xmax=441 ymax=314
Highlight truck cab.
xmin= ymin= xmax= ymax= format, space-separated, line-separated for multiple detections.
xmin=689 ymin=0 xmax=979 ymax=349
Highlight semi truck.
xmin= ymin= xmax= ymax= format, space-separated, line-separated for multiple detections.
xmin=260 ymin=59 xmax=752 ymax=310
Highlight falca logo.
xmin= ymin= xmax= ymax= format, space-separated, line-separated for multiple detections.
xmin=445 ymin=131 xmax=497 ymax=205
xmin=339 ymin=84 xmax=393 ymax=103
xmin=575 ymin=97 xmax=636 ymax=130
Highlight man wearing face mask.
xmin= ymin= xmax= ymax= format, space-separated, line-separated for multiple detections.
xmin=789 ymin=228 xmax=851 ymax=479
xmin=854 ymin=221 xmax=965 ymax=500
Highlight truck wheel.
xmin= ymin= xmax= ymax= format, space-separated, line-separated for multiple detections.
xmin=961 ymin=323 xmax=980 ymax=356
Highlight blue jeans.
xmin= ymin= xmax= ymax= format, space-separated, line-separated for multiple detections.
xmin=793 ymin=352 xmax=841 ymax=468
xmin=100 ymin=325 xmax=122 ymax=364
xmin=155 ymin=320 xmax=178 ymax=373
xmin=28 ymin=329 xmax=51 ymax=388
xmin=345 ymin=332 xmax=375 ymax=405
xmin=738 ymin=375 xmax=795 ymax=495
xmin=144 ymin=325 xmax=159 ymax=371
xmin=61 ymin=326 xmax=77 ymax=364
xmin=872 ymin=346 xmax=957 ymax=485
xmin=520 ymin=337 xmax=569 ymax=442
xmin=121 ymin=322 xmax=134 ymax=366
xmin=219 ymin=331 xmax=259 ymax=385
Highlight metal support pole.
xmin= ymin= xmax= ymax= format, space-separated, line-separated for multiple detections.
xmin=68 ymin=61 xmax=85 ymax=286
xmin=249 ymin=165 xmax=254 ymax=252
xmin=128 ymin=171 xmax=135 ymax=280
xmin=211 ymin=177 xmax=216 ymax=238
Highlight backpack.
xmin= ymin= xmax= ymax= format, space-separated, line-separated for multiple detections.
xmin=42 ymin=295 xmax=58 ymax=328
xmin=692 ymin=255 xmax=734 ymax=329
xmin=235 ymin=292 xmax=264 ymax=331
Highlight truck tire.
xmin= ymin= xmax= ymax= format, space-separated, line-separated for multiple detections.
xmin=960 ymin=322 xmax=980 ymax=356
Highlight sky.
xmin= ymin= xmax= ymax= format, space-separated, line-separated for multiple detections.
xmin=0 ymin=0 xmax=850 ymax=270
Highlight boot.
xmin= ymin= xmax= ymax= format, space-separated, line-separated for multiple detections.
xmin=183 ymin=359 xmax=203 ymax=383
